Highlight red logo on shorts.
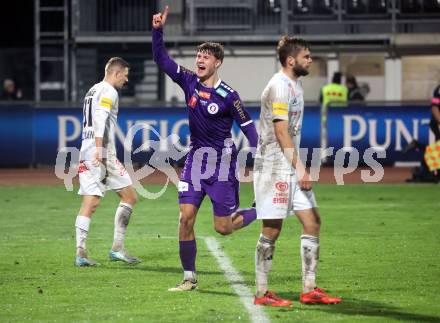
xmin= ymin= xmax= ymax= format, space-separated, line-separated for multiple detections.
xmin=78 ymin=161 xmax=89 ymax=174
xmin=275 ymin=181 xmax=288 ymax=192
xmin=115 ymin=159 xmax=127 ymax=176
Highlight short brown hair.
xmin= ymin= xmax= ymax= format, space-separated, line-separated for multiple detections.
xmin=105 ymin=57 xmax=130 ymax=73
xmin=277 ymin=36 xmax=310 ymax=67
xmin=197 ymin=42 xmax=224 ymax=62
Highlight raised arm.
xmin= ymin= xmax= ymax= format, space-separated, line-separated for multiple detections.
xmin=152 ymin=6 xmax=189 ymax=86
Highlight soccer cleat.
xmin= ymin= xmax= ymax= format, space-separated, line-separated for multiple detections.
xmin=168 ymin=279 xmax=198 ymax=292
xmin=300 ymin=287 xmax=342 ymax=305
xmin=254 ymin=291 xmax=292 ymax=307
xmin=109 ymin=250 xmax=141 ymax=264
xmin=75 ymin=256 xmax=99 ymax=267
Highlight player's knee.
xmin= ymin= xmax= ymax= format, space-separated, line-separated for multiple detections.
xmin=303 ymin=221 xmax=320 ymax=235
xmin=215 ymin=225 xmax=233 ymax=236
xmin=81 ymin=199 xmax=100 ymax=215
xmin=179 ymin=212 xmax=195 ymax=229
xmin=121 ymin=188 xmax=137 ymax=205
xmin=128 ymin=191 xmax=138 ymax=205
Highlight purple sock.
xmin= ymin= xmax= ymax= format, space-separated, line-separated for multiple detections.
xmin=179 ymin=240 xmax=197 ymax=272
xmin=238 ymin=207 xmax=257 ymax=228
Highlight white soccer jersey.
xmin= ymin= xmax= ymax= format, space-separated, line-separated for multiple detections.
xmin=255 ymin=72 xmax=304 ymax=173
xmin=79 ymin=81 xmax=119 ymax=161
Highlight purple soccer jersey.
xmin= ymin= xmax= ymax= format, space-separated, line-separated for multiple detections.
xmin=153 ymin=28 xmax=258 ymax=215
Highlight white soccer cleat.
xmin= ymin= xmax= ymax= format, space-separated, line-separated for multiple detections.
xmin=75 ymin=256 xmax=99 ymax=267
xmin=109 ymin=250 xmax=141 ymax=264
xmin=168 ymin=279 xmax=198 ymax=292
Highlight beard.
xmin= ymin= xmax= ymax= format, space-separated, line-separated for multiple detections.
xmin=293 ymin=65 xmax=309 ymax=77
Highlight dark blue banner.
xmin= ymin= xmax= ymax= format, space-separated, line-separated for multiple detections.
xmin=0 ymin=104 xmax=432 ymax=166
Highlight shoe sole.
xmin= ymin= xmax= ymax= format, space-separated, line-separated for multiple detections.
xmin=300 ymin=299 xmax=341 ymax=305
xmin=168 ymin=285 xmax=198 ymax=292
xmin=109 ymin=254 xmax=141 ymax=264
xmin=254 ymin=302 xmax=292 ymax=307
xmin=74 ymin=261 xmax=99 ymax=267
xmin=110 ymin=257 xmax=141 ymax=264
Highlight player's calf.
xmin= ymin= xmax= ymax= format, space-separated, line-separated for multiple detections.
xmin=232 ymin=207 xmax=257 ymax=230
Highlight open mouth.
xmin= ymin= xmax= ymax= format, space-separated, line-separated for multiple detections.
xmin=197 ymin=65 xmax=206 ymax=72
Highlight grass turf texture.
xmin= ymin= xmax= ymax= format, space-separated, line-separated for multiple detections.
xmin=0 ymin=184 xmax=439 ymax=322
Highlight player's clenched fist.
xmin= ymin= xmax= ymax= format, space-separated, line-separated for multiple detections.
xmin=152 ymin=5 xmax=169 ymax=29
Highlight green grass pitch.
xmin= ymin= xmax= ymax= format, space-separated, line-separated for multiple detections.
xmin=0 ymin=183 xmax=439 ymax=322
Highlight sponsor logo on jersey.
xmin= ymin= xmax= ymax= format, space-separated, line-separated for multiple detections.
xmin=275 ymin=181 xmax=288 ymax=192
xmin=199 ymin=91 xmax=211 ymax=99
xmin=233 ymin=100 xmax=246 ymax=120
xmin=221 ymin=83 xmax=234 ymax=93
xmin=180 ymin=66 xmax=194 ymax=75
xmin=207 ymin=103 xmax=219 ymax=114
xmin=216 ymin=87 xmax=228 ymax=98
xmin=188 ymin=95 xmax=197 ymax=108
xmin=199 ymin=99 xmax=207 ymax=106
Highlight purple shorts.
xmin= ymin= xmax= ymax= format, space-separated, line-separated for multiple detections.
xmin=178 ymin=179 xmax=239 ymax=216
xmin=178 ymin=150 xmax=239 ymax=216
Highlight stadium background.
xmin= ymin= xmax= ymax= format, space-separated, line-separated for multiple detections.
xmin=0 ymin=1 xmax=439 ymax=322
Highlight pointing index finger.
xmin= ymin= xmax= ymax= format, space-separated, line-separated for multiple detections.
xmin=162 ymin=5 xmax=170 ymax=20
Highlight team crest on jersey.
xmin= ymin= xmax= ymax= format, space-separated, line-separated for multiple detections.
xmin=207 ymin=103 xmax=219 ymax=114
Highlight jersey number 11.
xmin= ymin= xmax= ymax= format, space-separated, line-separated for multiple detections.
xmin=83 ymin=97 xmax=93 ymax=128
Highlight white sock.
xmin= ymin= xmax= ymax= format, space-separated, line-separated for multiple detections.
xmin=183 ymin=271 xmax=196 ymax=281
xmin=255 ymin=234 xmax=275 ymax=297
xmin=301 ymin=234 xmax=319 ymax=293
xmin=112 ymin=203 xmax=132 ymax=251
xmin=75 ymin=215 xmax=91 ymax=253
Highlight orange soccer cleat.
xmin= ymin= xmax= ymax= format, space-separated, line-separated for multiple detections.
xmin=300 ymin=287 xmax=342 ymax=305
xmin=254 ymin=291 xmax=293 ymax=307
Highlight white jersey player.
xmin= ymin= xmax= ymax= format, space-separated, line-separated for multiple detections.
xmin=253 ymin=37 xmax=342 ymax=306
xmin=74 ymin=57 xmax=140 ymax=267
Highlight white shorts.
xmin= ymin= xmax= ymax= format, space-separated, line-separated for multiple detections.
xmin=78 ymin=157 xmax=132 ymax=197
xmin=254 ymin=170 xmax=317 ymax=219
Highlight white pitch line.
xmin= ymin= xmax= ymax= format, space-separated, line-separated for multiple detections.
xmin=204 ymin=236 xmax=270 ymax=323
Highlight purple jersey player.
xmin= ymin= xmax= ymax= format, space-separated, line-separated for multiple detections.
xmin=152 ymin=6 xmax=258 ymax=291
